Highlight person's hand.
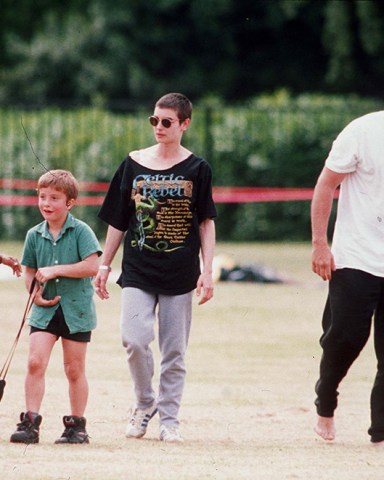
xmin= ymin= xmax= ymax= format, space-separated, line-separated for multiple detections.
xmin=312 ymin=244 xmax=335 ymax=281
xmin=1 ymin=254 xmax=22 ymax=277
xmin=94 ymin=270 xmax=110 ymax=299
xmin=33 ymin=284 xmax=60 ymax=307
xmin=196 ymin=272 xmax=214 ymax=305
xmin=35 ymin=266 xmax=58 ymax=283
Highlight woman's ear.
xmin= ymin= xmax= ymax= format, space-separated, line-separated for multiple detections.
xmin=181 ymin=118 xmax=191 ymax=131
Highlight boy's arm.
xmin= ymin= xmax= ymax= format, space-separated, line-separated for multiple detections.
xmin=34 ymin=252 xmax=99 ymax=284
xmin=24 ymin=266 xmax=37 ymax=292
xmin=196 ymin=218 xmax=215 ymax=305
xmin=24 ymin=265 xmax=60 ymax=307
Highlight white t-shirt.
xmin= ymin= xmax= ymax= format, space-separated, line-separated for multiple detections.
xmin=326 ymin=111 xmax=384 ymax=276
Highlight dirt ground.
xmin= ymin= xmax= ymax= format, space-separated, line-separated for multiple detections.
xmin=0 ymin=242 xmax=384 ymax=479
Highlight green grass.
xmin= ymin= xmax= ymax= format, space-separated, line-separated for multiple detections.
xmin=0 ymin=242 xmax=382 ymax=479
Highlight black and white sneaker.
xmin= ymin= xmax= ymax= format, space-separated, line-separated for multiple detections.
xmin=160 ymin=425 xmax=183 ymax=443
xmin=126 ymin=403 xmax=158 ymax=438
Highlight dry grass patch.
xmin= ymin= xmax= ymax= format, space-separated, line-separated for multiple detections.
xmin=0 ymin=242 xmax=383 ymax=479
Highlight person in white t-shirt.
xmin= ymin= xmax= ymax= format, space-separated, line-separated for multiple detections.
xmin=311 ymin=111 xmax=384 ymax=445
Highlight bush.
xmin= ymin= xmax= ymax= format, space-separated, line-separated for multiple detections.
xmin=198 ymin=91 xmax=383 ymax=241
xmin=0 ymin=92 xmax=383 ymax=241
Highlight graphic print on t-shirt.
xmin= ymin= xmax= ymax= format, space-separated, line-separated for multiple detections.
xmin=131 ymin=173 xmax=193 ymax=252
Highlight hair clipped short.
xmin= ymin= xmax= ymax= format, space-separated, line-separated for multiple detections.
xmin=37 ymin=170 xmax=79 ymax=200
xmin=155 ymin=93 xmax=192 ymax=122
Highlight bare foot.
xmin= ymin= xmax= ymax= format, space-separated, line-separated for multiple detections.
xmin=371 ymin=440 xmax=384 ymax=447
xmin=314 ymin=415 xmax=335 ymax=441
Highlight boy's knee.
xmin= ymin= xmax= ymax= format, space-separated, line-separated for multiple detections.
xmin=64 ymin=360 xmax=84 ymax=381
xmin=27 ymin=356 xmax=45 ymax=376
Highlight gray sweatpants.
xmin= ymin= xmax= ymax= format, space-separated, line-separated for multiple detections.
xmin=121 ymin=287 xmax=193 ymax=427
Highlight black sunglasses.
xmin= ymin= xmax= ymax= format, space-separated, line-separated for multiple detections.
xmin=148 ymin=116 xmax=178 ymax=128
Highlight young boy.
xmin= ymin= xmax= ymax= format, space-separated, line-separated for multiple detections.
xmin=10 ymin=170 xmax=101 ymax=444
xmin=95 ymin=93 xmax=216 ymax=442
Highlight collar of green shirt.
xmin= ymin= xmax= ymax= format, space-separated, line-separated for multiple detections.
xmin=36 ymin=213 xmax=75 ymax=241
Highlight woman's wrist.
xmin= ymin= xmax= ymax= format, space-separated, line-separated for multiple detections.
xmin=99 ymin=265 xmax=112 ymax=272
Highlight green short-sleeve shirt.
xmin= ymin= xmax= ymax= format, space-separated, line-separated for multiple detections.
xmin=21 ymin=213 xmax=102 ymax=333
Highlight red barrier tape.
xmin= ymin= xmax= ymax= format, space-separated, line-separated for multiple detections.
xmin=0 ymin=178 xmax=110 ymax=192
xmin=0 ymin=178 xmax=108 ymax=206
xmin=0 ymin=195 xmax=105 ymax=206
xmin=0 ymin=179 xmax=337 ymax=206
xmin=212 ymin=187 xmax=315 ymax=203
xmin=0 ymin=195 xmax=38 ymax=206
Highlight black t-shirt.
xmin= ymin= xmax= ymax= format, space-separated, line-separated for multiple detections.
xmin=98 ymin=154 xmax=217 ymax=295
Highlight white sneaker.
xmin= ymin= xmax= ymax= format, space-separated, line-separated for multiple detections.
xmin=159 ymin=424 xmax=183 ymax=443
xmin=126 ymin=403 xmax=158 ymax=438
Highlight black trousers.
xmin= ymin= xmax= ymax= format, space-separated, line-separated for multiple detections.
xmin=315 ymin=268 xmax=384 ymax=442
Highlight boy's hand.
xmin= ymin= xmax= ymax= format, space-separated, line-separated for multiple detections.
xmin=35 ymin=266 xmax=58 ymax=283
xmin=33 ymin=284 xmax=60 ymax=307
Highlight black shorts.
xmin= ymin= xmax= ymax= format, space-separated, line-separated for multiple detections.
xmin=30 ymin=305 xmax=91 ymax=343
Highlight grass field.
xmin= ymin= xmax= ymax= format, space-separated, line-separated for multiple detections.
xmin=0 ymin=241 xmax=383 ymax=479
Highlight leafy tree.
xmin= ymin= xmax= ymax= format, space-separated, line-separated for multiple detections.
xmin=0 ymin=0 xmax=93 ymax=63
xmin=1 ymin=0 xmax=384 ymax=103
xmin=0 ymin=4 xmax=130 ymax=103
xmin=322 ymin=0 xmax=384 ymax=96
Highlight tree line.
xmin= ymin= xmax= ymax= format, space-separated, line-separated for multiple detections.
xmin=1 ymin=93 xmax=382 ymax=241
xmin=1 ymin=0 xmax=384 ymax=106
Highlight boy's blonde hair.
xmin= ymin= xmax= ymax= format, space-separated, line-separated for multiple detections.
xmin=37 ymin=170 xmax=79 ymax=200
